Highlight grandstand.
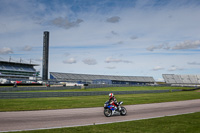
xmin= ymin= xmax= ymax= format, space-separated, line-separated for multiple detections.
xmin=50 ymin=72 xmax=155 ymax=85
xmin=162 ymin=74 xmax=200 ymax=85
xmin=0 ymin=60 xmax=40 ymax=83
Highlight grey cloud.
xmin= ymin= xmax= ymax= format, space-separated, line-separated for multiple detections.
xmin=105 ymin=57 xmax=132 ymax=63
xmin=168 ymin=66 xmax=184 ymax=71
xmin=0 ymin=47 xmax=13 ymax=54
xmin=105 ymin=36 xmax=111 ymax=39
xmin=172 ymin=40 xmax=200 ymax=50
xmin=147 ymin=43 xmax=170 ymax=51
xmin=111 ymin=31 xmax=118 ymax=35
xmin=168 ymin=15 xmax=173 ymax=18
xmin=63 ymin=58 xmax=77 ymax=64
xmin=146 ymin=45 xmax=162 ymax=51
xmin=82 ymin=58 xmax=97 ymax=65
xmin=105 ymin=66 xmax=116 ymax=69
xmin=113 ymin=41 xmax=123 ymax=45
xmin=147 ymin=40 xmax=200 ymax=51
xmin=106 ymin=16 xmax=120 ymax=23
xmin=23 ymin=45 xmax=32 ymax=51
xmin=152 ymin=66 xmax=164 ymax=71
xmin=51 ymin=17 xmax=83 ymax=29
xmin=65 ymin=53 xmax=70 ymax=57
xmin=187 ymin=61 xmax=200 ymax=65
xmin=130 ymin=36 xmax=138 ymax=40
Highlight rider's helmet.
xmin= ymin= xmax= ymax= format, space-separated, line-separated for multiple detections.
xmin=109 ymin=93 xmax=114 ymax=99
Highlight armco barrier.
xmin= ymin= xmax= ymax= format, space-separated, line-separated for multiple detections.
xmin=84 ymin=84 xmax=139 ymax=89
xmin=0 ymin=86 xmax=81 ymax=92
xmin=0 ymin=85 xmax=135 ymax=92
xmin=0 ymin=89 xmax=181 ymax=99
xmin=0 ymin=84 xmax=180 ymax=92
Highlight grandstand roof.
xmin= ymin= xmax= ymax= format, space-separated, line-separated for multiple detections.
xmin=50 ymin=72 xmax=155 ymax=83
xmin=0 ymin=61 xmax=39 ymax=66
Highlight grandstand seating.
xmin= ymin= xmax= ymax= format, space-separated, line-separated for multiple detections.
xmin=162 ymin=74 xmax=200 ymax=85
xmin=0 ymin=61 xmax=39 ymax=80
xmin=50 ymin=72 xmax=155 ymax=85
xmin=1 ymin=64 xmax=35 ymax=72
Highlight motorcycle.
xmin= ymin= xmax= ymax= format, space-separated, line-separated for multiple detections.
xmin=104 ymin=100 xmax=127 ymax=117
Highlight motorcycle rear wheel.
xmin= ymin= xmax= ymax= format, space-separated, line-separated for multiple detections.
xmin=120 ymin=107 xmax=127 ymax=116
xmin=104 ymin=109 xmax=112 ymax=117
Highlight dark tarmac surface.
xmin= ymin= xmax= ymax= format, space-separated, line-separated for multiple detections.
xmin=0 ymin=99 xmax=200 ymax=132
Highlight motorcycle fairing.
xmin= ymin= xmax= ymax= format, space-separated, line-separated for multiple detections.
xmin=107 ymin=105 xmax=116 ymax=110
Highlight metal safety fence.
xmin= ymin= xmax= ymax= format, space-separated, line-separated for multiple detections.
xmin=0 ymin=84 xmax=156 ymax=92
xmin=0 ymin=89 xmax=181 ymax=99
xmin=0 ymin=86 xmax=81 ymax=92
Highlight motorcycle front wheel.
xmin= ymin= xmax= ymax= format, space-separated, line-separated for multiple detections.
xmin=104 ymin=109 xmax=112 ymax=117
xmin=120 ymin=107 xmax=127 ymax=116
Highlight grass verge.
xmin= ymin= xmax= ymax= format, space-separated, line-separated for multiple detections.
xmin=0 ymin=91 xmax=200 ymax=111
xmin=13 ymin=112 xmax=200 ymax=133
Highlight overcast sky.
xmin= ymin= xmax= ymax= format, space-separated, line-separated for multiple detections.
xmin=0 ymin=0 xmax=200 ymax=81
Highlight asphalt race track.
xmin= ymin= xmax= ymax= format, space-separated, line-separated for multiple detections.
xmin=0 ymin=99 xmax=200 ymax=132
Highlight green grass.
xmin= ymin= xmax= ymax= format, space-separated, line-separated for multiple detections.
xmin=0 ymin=91 xmax=200 ymax=111
xmin=13 ymin=112 xmax=200 ymax=133
xmin=6 ymin=86 xmax=192 ymax=92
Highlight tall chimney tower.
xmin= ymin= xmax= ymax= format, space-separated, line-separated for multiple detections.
xmin=42 ymin=31 xmax=49 ymax=81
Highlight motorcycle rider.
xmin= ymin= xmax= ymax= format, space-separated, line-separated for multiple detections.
xmin=108 ymin=93 xmax=121 ymax=113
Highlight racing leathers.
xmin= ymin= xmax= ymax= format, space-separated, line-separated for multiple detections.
xmin=109 ymin=96 xmax=119 ymax=111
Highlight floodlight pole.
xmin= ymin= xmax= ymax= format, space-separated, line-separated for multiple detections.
xmin=42 ymin=31 xmax=49 ymax=82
